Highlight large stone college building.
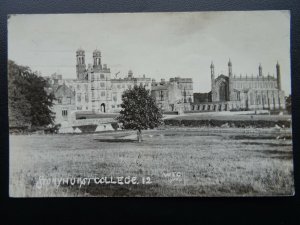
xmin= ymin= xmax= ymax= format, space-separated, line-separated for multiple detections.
xmin=74 ymin=48 xmax=152 ymax=113
xmin=48 ymin=49 xmax=286 ymax=125
xmin=191 ymin=60 xmax=286 ymax=112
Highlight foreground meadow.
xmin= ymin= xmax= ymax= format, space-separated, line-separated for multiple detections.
xmin=9 ymin=126 xmax=294 ymax=197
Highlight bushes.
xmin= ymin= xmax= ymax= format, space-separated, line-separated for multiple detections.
xmin=164 ymin=119 xmax=291 ymax=128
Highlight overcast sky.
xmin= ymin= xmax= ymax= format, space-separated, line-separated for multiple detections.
xmin=8 ymin=11 xmax=291 ymax=94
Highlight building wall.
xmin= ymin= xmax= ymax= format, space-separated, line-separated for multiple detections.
xmin=110 ymin=73 xmax=152 ymax=112
xmin=151 ymin=77 xmax=193 ymax=111
xmin=74 ymin=49 xmax=153 ymax=113
xmin=210 ymin=61 xmax=286 ymax=110
xmin=52 ymin=84 xmax=76 ymax=125
xmin=74 ymin=80 xmax=90 ymax=111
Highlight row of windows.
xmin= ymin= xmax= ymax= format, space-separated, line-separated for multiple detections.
xmin=77 ymin=94 xmax=89 ymax=102
xmin=178 ymin=84 xmax=193 ymax=89
xmin=77 ymin=82 xmax=151 ymax=91
xmin=62 ymin=109 xmax=68 ymax=116
xmin=92 ymin=82 xmax=106 ymax=88
xmin=91 ymin=91 xmax=106 ymax=98
xmin=111 ymin=84 xmax=132 ymax=89
xmin=233 ymin=81 xmax=277 ymax=89
xmin=91 ymin=74 xmax=106 ymax=80
xmin=57 ymin=97 xmax=72 ymax=104
xmin=249 ymin=92 xmax=280 ymax=105
xmin=111 ymin=104 xmax=121 ymax=108
xmin=77 ymin=84 xmax=89 ymax=91
xmin=76 ymin=106 xmax=89 ymax=110
xmin=111 ymin=82 xmax=149 ymax=89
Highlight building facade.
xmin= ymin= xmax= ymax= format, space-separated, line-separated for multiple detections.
xmin=49 ymin=49 xmax=286 ymax=122
xmin=51 ymin=83 xmax=76 ymax=125
xmin=192 ymin=60 xmax=286 ymax=111
xmin=74 ymin=49 xmax=152 ymax=113
xmin=151 ymin=77 xmax=194 ymax=112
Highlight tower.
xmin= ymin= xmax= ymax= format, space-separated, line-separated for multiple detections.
xmin=259 ymin=63 xmax=263 ymax=77
xmin=228 ymin=59 xmax=234 ymax=101
xmin=76 ymin=49 xmax=86 ymax=80
xmin=93 ymin=49 xmax=102 ymax=72
xmin=276 ymin=61 xmax=281 ymax=90
xmin=128 ymin=70 xmax=133 ymax=79
xmin=210 ymin=61 xmax=216 ymax=101
xmin=228 ymin=58 xmax=232 ymax=77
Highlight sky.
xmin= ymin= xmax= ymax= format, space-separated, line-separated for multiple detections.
xmin=8 ymin=11 xmax=291 ymax=94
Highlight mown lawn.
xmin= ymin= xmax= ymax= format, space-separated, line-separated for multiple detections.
xmin=9 ymin=126 xmax=294 ymax=197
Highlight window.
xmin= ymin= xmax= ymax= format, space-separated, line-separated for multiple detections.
xmin=100 ymin=74 xmax=105 ymax=79
xmin=85 ymin=94 xmax=89 ymax=102
xmin=112 ymin=105 xmax=115 ymax=108
xmin=77 ymin=94 xmax=81 ymax=102
xmin=250 ymin=93 xmax=254 ymax=105
xmin=100 ymin=82 xmax=105 ymax=88
xmin=66 ymin=97 xmax=71 ymax=104
xmin=58 ymin=98 xmax=62 ymax=104
xmin=113 ymin=95 xmax=117 ymax=101
xmin=117 ymin=84 xmax=121 ymax=88
xmin=77 ymin=106 xmax=82 ymax=110
xmin=122 ymin=84 xmax=125 ymax=88
xmin=160 ymin=91 xmax=164 ymax=101
xmin=85 ymin=84 xmax=88 ymax=91
xmin=62 ymin=109 xmax=68 ymax=117
xmin=101 ymin=91 xmax=106 ymax=97
xmin=77 ymin=84 xmax=80 ymax=90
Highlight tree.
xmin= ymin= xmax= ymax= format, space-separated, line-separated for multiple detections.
xmin=8 ymin=60 xmax=55 ymax=129
xmin=8 ymin=61 xmax=32 ymax=128
xmin=117 ymin=84 xmax=163 ymax=142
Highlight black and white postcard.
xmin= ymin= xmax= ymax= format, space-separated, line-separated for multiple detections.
xmin=8 ymin=11 xmax=294 ymax=197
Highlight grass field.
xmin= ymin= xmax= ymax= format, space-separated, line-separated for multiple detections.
xmin=9 ymin=126 xmax=294 ymax=197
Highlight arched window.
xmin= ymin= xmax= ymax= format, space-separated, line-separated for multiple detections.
xmin=250 ymin=93 xmax=254 ymax=105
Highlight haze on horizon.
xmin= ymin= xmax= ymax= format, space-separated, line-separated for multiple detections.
xmin=8 ymin=11 xmax=291 ymax=95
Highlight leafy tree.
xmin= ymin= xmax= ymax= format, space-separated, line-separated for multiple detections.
xmin=285 ymin=94 xmax=291 ymax=114
xmin=8 ymin=61 xmax=31 ymax=128
xmin=8 ymin=60 xmax=55 ymax=129
xmin=117 ymin=84 xmax=163 ymax=142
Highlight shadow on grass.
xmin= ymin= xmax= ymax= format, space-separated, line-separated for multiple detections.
xmin=94 ymin=138 xmax=136 ymax=143
xmin=232 ymin=135 xmax=292 ymax=140
xmin=241 ymin=142 xmax=292 ymax=147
